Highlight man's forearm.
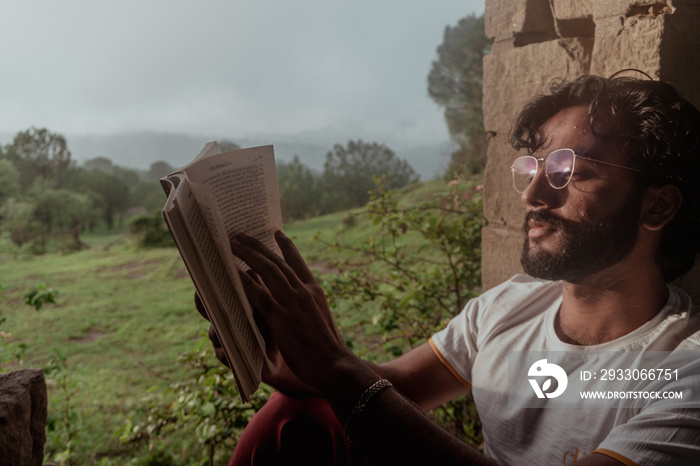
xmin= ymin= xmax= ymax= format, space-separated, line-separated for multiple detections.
xmin=320 ymin=357 xmax=495 ymax=466
xmin=364 ymin=342 xmax=470 ymax=410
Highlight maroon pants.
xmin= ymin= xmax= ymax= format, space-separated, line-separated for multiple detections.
xmin=230 ymin=391 xmax=369 ymax=466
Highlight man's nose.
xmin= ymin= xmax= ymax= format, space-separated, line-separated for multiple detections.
xmin=521 ymin=165 xmax=557 ymax=209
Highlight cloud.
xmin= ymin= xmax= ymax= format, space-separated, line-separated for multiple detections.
xmin=0 ymin=0 xmax=484 ymax=150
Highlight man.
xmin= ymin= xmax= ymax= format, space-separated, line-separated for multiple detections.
xmin=203 ymin=74 xmax=700 ymax=465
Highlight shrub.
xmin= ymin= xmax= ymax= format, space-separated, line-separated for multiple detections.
xmin=123 ymin=335 xmax=270 ymax=465
xmin=129 ymin=212 xmax=175 ymax=248
xmin=318 ymin=176 xmax=485 ymax=446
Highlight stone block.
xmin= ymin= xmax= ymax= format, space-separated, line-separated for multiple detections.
xmin=485 ymin=0 xmax=556 ymax=42
xmin=0 ymin=369 xmax=47 ymax=466
xmin=590 ymin=15 xmax=664 ymax=78
xmin=483 ymin=134 xmax=524 ymax=229
xmin=550 ymin=0 xmax=595 ymax=38
xmin=592 ymin=1 xmax=700 ymax=105
xmin=551 ymin=0 xmax=593 ymax=19
xmin=481 ymin=226 xmax=524 ymax=290
xmin=483 ymin=38 xmax=593 ymax=134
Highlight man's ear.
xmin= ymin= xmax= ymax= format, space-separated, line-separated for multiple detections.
xmin=641 ymin=184 xmax=682 ymax=231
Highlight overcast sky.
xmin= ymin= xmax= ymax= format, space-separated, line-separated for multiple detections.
xmin=1 ymin=1 xmax=484 ymax=167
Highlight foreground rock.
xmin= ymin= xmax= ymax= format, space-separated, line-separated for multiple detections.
xmin=0 ymin=369 xmax=47 ymax=465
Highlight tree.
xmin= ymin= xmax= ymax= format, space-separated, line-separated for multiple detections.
xmin=147 ymin=161 xmax=174 ymax=182
xmin=29 ymin=183 xmax=94 ymax=251
xmin=0 ymin=179 xmax=95 ymax=252
xmin=0 ymin=198 xmax=36 ymax=247
xmin=83 ymin=156 xmax=114 ymax=174
xmin=322 ymin=140 xmax=419 ymax=213
xmin=70 ymin=168 xmax=131 ymax=229
xmin=112 ymin=165 xmax=141 ymax=189
xmin=0 ymin=159 xmax=21 ymax=207
xmin=277 ymin=156 xmax=321 ymax=222
xmin=428 ymin=14 xmax=491 ymax=175
xmin=4 ymin=127 xmax=73 ymax=189
xmin=131 ymin=182 xmax=167 ymax=213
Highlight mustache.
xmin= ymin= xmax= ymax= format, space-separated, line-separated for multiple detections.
xmin=523 ymin=210 xmax=567 ymax=233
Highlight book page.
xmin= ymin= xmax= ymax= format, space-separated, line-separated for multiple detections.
xmin=187 ymin=145 xmax=282 ymax=238
xmin=192 ymin=191 xmax=271 ymax=367
xmin=188 ymin=146 xmax=280 ymax=370
xmin=162 ymin=176 xmax=262 ymax=400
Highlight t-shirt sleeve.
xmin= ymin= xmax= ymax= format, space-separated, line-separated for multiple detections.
xmin=429 ymin=275 xmax=548 ymax=386
xmin=429 ymin=280 xmax=505 ymax=385
xmin=595 ymin=352 xmax=700 ymax=464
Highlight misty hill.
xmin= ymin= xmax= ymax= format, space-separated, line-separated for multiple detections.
xmin=63 ymin=131 xmax=451 ymax=180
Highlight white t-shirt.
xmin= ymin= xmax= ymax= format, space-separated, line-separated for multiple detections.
xmin=430 ymin=274 xmax=700 ymax=465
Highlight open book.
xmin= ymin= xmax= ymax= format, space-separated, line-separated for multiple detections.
xmin=160 ymin=143 xmax=279 ymax=401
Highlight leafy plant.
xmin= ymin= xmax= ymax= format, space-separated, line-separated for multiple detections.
xmin=317 ymin=175 xmax=485 ymax=446
xmin=0 ymin=283 xmax=58 ymax=371
xmin=123 ymin=335 xmax=270 ymax=465
xmin=0 ymin=329 xmax=27 ymax=373
xmin=0 ymin=284 xmax=27 ymax=372
xmin=23 ymin=283 xmax=59 ymax=310
xmin=128 ymin=211 xmax=175 ymax=248
xmin=44 ymin=350 xmax=82 ymax=466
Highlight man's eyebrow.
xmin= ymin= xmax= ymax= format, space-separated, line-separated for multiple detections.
xmin=575 ymin=148 xmax=603 ymax=160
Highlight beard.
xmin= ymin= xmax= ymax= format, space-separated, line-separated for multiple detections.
xmin=520 ymin=197 xmax=642 ymax=283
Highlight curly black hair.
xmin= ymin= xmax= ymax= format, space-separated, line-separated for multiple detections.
xmin=510 ymin=73 xmax=700 ymax=282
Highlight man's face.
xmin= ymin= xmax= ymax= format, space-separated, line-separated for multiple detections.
xmin=519 ymin=106 xmax=644 ymax=283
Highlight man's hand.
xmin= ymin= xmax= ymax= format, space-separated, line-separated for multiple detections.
xmin=230 ymin=231 xmax=500 ymax=465
xmin=231 ymin=231 xmax=354 ymax=393
xmin=194 ymin=269 xmax=320 ymax=396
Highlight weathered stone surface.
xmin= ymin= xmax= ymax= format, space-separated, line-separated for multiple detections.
xmin=550 ymin=0 xmax=595 ymax=38
xmin=485 ymin=0 xmax=556 ymax=41
xmin=0 ymin=369 xmax=47 ymax=466
xmin=483 ymin=38 xmax=593 ymax=134
xmin=481 ymin=226 xmax=524 ymax=290
xmin=552 ymin=0 xmax=593 ymax=19
xmin=590 ymin=15 xmax=664 ymax=78
xmin=483 ymin=134 xmax=524 ymax=229
xmin=593 ymin=0 xmax=676 ymax=20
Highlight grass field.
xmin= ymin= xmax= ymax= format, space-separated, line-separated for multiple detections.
xmin=0 ymin=178 xmax=474 ymax=464
xmin=0 ymin=232 xmax=204 ymax=463
xmin=0 ymin=208 xmax=376 ymax=464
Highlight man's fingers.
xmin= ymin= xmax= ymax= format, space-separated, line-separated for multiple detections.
xmin=238 ymin=267 xmax=282 ymax=319
xmin=246 ymin=268 xmax=265 ymax=288
xmin=194 ymin=292 xmax=210 ymax=321
xmin=208 ymin=324 xmax=221 ymax=347
xmin=206 ymin=324 xmax=230 ymax=368
xmin=274 ymin=230 xmax=316 ymax=284
xmin=232 ymin=234 xmax=299 ymax=292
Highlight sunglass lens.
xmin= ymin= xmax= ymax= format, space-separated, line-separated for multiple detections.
xmin=546 ymin=149 xmax=574 ymax=188
xmin=512 ymin=156 xmax=537 ymax=192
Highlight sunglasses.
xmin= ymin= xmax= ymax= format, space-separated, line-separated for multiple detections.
xmin=511 ymin=148 xmax=642 ymax=193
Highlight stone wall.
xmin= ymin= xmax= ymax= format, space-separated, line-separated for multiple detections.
xmin=481 ymin=0 xmax=700 ymax=302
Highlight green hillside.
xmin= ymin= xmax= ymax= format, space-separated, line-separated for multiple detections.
xmin=0 ymin=177 xmax=484 ymax=465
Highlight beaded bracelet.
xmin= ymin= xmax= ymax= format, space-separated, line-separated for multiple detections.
xmin=344 ymin=378 xmax=393 ymax=443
